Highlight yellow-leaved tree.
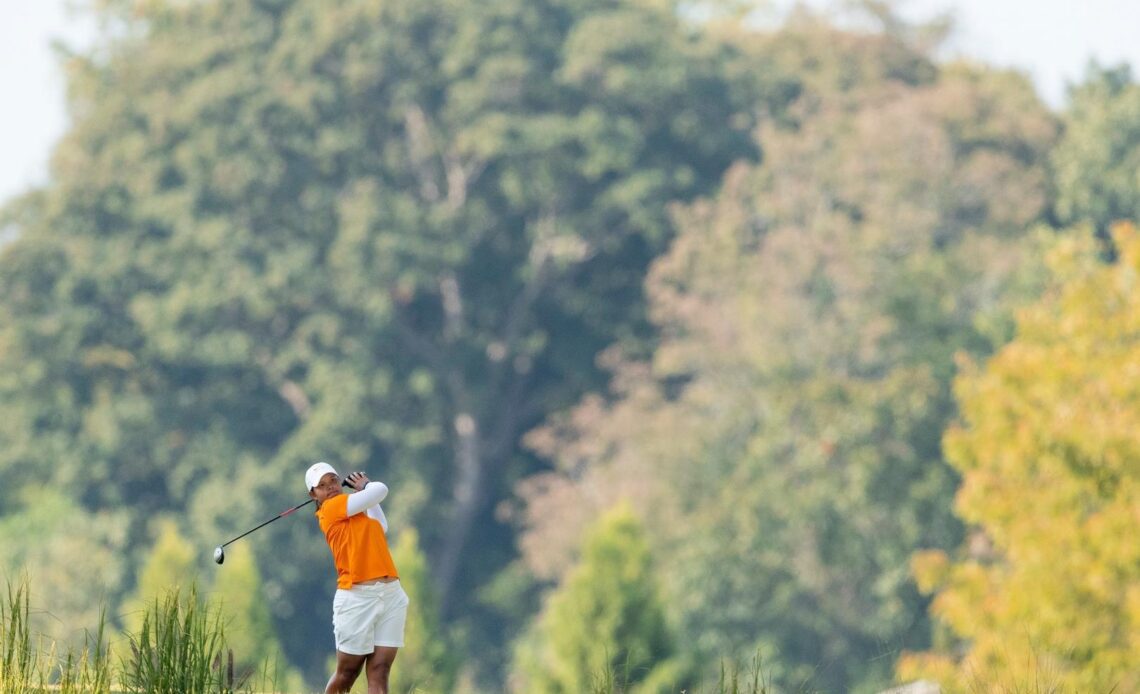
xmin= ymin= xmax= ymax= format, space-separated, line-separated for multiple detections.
xmin=899 ymin=223 xmax=1140 ymax=691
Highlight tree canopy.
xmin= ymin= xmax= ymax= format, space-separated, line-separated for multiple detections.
xmin=901 ymin=223 xmax=1140 ymax=692
xmin=4 ymin=0 xmax=1140 ymax=691
xmin=1052 ymin=65 xmax=1140 ymax=238
xmin=512 ymin=505 xmax=682 ymax=693
xmin=516 ymin=23 xmax=1057 ymax=691
xmin=0 ymin=0 xmax=761 ymax=683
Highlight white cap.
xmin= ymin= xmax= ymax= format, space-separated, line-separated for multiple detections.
xmin=305 ymin=461 xmax=339 ymax=491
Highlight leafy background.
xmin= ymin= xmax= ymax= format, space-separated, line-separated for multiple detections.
xmin=2 ymin=1 xmax=1139 ymax=692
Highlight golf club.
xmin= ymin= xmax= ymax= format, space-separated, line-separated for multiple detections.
xmin=213 ymin=476 xmax=354 ymax=565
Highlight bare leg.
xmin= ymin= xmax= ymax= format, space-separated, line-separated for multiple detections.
xmin=364 ymin=646 xmax=399 ymax=694
xmin=325 ymin=650 xmax=367 ymax=694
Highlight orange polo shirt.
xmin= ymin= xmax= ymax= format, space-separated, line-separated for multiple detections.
xmin=315 ymin=494 xmax=399 ymax=590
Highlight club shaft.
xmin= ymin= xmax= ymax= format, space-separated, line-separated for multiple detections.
xmin=216 ymin=478 xmax=355 ymax=551
xmin=219 ymin=498 xmax=314 ymax=548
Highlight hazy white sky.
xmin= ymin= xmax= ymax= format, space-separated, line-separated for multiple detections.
xmin=2 ymin=0 xmax=1140 ymax=204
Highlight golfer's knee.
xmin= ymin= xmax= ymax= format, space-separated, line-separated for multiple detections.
xmin=368 ymin=659 xmax=392 ymax=677
xmin=328 ymin=672 xmax=357 ymax=693
xmin=334 ymin=664 xmax=362 ymax=685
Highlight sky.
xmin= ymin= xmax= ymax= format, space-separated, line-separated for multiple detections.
xmin=2 ymin=0 xmax=1140 ymax=205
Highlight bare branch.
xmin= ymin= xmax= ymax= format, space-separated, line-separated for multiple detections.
xmin=444 ymin=150 xmax=485 ymax=212
xmin=404 ymin=103 xmax=486 ymax=212
xmin=403 ymin=104 xmax=442 ymax=203
xmin=278 ymin=379 xmax=312 ymax=420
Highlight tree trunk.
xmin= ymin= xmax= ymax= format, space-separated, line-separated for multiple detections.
xmin=435 ymin=408 xmax=484 ymax=616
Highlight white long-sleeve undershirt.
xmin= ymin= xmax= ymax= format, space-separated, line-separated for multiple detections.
xmin=346 ymin=481 xmax=389 ymax=532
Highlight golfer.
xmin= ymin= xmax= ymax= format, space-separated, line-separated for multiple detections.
xmin=306 ymin=461 xmax=408 ymax=694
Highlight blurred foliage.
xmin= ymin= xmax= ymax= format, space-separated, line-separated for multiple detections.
xmin=212 ymin=542 xmax=304 ymax=690
xmin=1 ymin=577 xmax=112 ymax=694
xmin=515 ymin=15 xmax=1057 ymax=692
xmin=120 ymin=521 xmax=302 ymax=687
xmin=1052 ymin=65 xmax=1140 ymax=239
xmin=388 ymin=526 xmax=458 ymax=694
xmin=899 ymin=223 xmax=1140 ymax=692
xmin=0 ymin=490 xmax=128 ymax=649
xmin=0 ymin=0 xmax=760 ymax=685
xmin=123 ymin=520 xmax=198 ymax=634
xmin=3 ymin=0 xmax=1140 ymax=691
xmin=511 ymin=506 xmax=684 ymax=694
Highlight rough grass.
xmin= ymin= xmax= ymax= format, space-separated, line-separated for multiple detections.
xmin=7 ymin=578 xmax=1092 ymax=694
xmin=0 ymin=579 xmax=259 ymax=694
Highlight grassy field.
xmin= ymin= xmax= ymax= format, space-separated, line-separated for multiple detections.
xmin=0 ymin=579 xmax=775 ymax=694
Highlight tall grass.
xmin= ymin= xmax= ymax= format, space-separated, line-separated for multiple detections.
xmin=52 ymin=608 xmax=112 ymax=694
xmin=120 ymin=586 xmax=240 ymax=693
xmin=0 ymin=579 xmax=260 ymax=694
xmin=587 ymin=650 xmax=773 ymax=694
xmin=713 ymin=650 xmax=771 ymax=694
xmin=0 ymin=580 xmax=39 ymax=693
xmin=0 ymin=580 xmax=112 ymax=693
xmin=7 ymin=578 xmax=1091 ymax=694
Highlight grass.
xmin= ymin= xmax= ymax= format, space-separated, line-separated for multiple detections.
xmin=1 ymin=580 xmax=112 ymax=693
xmin=713 ymin=650 xmax=771 ymax=694
xmin=0 ymin=582 xmax=809 ymax=694
xmin=587 ymin=649 xmax=773 ymax=694
xmin=119 ymin=586 xmax=238 ymax=693
xmin=2 ymin=578 xmax=1094 ymax=694
xmin=0 ymin=579 xmax=254 ymax=694
xmin=1 ymin=578 xmax=779 ymax=694
xmin=0 ymin=580 xmax=37 ymax=693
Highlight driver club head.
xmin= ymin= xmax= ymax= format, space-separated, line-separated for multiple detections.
xmin=213 ymin=546 xmax=225 ymax=565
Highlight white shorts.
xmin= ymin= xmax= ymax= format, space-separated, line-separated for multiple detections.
xmin=331 ymin=580 xmax=409 ymax=655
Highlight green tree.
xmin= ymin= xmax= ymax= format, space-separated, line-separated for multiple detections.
xmin=213 ymin=549 xmax=270 ymax=669
xmin=512 ymin=506 xmax=683 ymax=694
xmin=122 ymin=520 xmax=199 ymax=634
xmin=212 ymin=547 xmax=304 ymax=690
xmin=0 ymin=489 xmax=128 ymax=647
xmin=1052 ymin=65 xmax=1140 ymax=238
xmin=900 ymin=223 xmax=1140 ymax=692
xmin=0 ymin=0 xmax=764 ymax=682
xmin=517 ymin=20 xmax=1057 ymax=691
xmin=388 ymin=527 xmax=457 ymax=694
